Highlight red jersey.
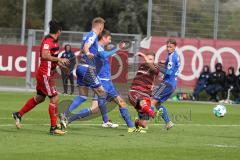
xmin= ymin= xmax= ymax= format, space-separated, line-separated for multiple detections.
xmin=130 ymin=63 xmax=159 ymax=95
xmin=37 ymin=35 xmax=60 ymax=76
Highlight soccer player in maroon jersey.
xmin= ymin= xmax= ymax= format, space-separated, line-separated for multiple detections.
xmin=12 ymin=20 xmax=69 ymax=135
xmin=128 ymin=50 xmax=160 ymax=128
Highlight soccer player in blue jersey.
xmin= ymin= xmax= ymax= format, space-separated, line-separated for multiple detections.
xmin=151 ymin=39 xmax=180 ymax=130
xmin=60 ymin=21 xmax=139 ymax=132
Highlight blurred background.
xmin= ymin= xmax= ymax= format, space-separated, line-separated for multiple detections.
xmin=1 ymin=0 xmax=240 ymax=44
xmin=0 ymin=0 xmax=239 ymax=102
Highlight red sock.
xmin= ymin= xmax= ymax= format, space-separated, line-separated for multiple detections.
xmin=142 ymin=105 xmax=155 ymax=118
xmin=49 ymin=103 xmax=58 ymax=127
xmin=19 ymin=97 xmax=38 ymax=116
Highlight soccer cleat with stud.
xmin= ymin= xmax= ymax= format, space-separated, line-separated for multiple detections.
xmin=102 ymin=120 xmax=119 ymax=128
xmin=128 ymin=127 xmax=146 ymax=133
xmin=165 ymin=121 xmax=174 ymax=130
xmin=49 ymin=126 xmax=66 ymax=135
xmin=12 ymin=112 xmax=22 ymax=129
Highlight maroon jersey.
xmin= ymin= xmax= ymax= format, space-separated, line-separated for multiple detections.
xmin=130 ymin=63 xmax=159 ymax=95
xmin=37 ymin=35 xmax=60 ymax=76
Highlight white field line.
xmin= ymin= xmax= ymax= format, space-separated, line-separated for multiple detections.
xmin=207 ymin=144 xmax=239 ymax=148
xmin=0 ymin=123 xmax=240 ymax=127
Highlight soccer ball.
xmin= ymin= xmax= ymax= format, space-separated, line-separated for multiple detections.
xmin=213 ymin=104 xmax=227 ymax=117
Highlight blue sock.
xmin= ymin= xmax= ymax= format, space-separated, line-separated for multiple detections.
xmin=119 ymin=107 xmax=134 ymax=128
xmin=68 ymin=108 xmax=91 ymax=123
xmin=98 ymin=97 xmax=108 ymax=123
xmin=64 ymin=96 xmax=87 ymax=115
xmin=157 ymin=105 xmax=170 ymax=124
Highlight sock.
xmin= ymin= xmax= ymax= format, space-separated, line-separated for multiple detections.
xmin=157 ymin=105 xmax=170 ymax=124
xmin=64 ymin=96 xmax=87 ymax=115
xmin=98 ymin=97 xmax=108 ymax=123
xmin=141 ymin=104 xmax=155 ymax=118
xmin=19 ymin=97 xmax=38 ymax=116
xmin=49 ymin=103 xmax=58 ymax=127
xmin=68 ymin=108 xmax=91 ymax=123
xmin=119 ymin=107 xmax=134 ymax=128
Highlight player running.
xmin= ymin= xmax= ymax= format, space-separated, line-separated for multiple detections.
xmin=61 ymin=30 xmax=145 ymax=132
xmin=12 ymin=20 xmax=69 ymax=135
xmin=151 ymin=38 xmax=180 ymax=129
xmin=60 ymin=20 xmax=138 ymax=132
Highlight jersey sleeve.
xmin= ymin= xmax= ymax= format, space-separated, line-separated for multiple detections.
xmin=85 ymin=32 xmax=97 ymax=46
xmin=41 ymin=39 xmax=52 ymax=56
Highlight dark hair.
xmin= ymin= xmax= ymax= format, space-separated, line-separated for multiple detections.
xmin=166 ymin=38 xmax=177 ymax=46
xmin=98 ymin=29 xmax=111 ymax=40
xmin=203 ymin=65 xmax=210 ymax=72
xmin=49 ymin=20 xmax=62 ymax=34
xmin=64 ymin=44 xmax=71 ymax=51
xmin=215 ymin=63 xmax=222 ymax=71
xmin=92 ymin=17 xmax=105 ymax=27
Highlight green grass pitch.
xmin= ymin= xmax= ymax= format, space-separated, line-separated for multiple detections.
xmin=0 ymin=91 xmax=239 ymax=160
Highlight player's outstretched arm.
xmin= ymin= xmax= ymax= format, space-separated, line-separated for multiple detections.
xmin=99 ymin=48 xmax=118 ymax=58
xmin=99 ymin=41 xmax=126 ymax=58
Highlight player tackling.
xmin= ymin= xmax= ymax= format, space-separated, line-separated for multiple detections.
xmin=129 ymin=39 xmax=180 ymax=130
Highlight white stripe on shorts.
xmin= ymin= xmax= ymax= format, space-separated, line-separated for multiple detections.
xmin=43 ymin=75 xmax=52 ymax=96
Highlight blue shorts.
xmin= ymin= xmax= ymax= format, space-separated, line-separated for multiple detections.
xmin=153 ymin=81 xmax=175 ymax=103
xmin=76 ymin=65 xmax=101 ymax=88
xmin=93 ymin=80 xmax=119 ymax=101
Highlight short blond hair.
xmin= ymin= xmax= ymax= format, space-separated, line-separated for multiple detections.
xmin=92 ymin=17 xmax=105 ymax=27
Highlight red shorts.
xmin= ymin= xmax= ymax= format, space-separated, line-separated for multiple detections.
xmin=36 ymin=73 xmax=58 ymax=97
xmin=128 ymin=89 xmax=151 ymax=109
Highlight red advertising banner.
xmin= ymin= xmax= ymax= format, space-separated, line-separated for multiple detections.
xmin=140 ymin=37 xmax=240 ymax=88
xmin=0 ymin=44 xmax=128 ymax=83
xmin=1 ymin=37 xmax=240 ymax=88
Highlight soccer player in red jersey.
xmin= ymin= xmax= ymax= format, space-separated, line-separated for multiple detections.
xmin=12 ymin=20 xmax=69 ymax=135
xmin=128 ymin=50 xmax=160 ymax=128
xmin=129 ymin=49 xmax=175 ymax=130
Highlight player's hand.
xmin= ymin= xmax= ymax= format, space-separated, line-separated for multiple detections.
xmin=59 ymin=58 xmax=69 ymax=65
xmin=86 ymin=52 xmax=94 ymax=59
xmin=136 ymin=52 xmax=145 ymax=57
xmin=118 ymin=42 xmax=126 ymax=50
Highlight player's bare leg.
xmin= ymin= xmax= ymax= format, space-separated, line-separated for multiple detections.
xmin=135 ymin=119 xmax=148 ymax=128
xmin=12 ymin=94 xmax=45 ymax=129
xmin=90 ymin=100 xmax=100 ymax=114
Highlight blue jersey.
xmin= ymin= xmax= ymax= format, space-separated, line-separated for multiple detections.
xmin=97 ymin=45 xmax=112 ymax=80
xmin=163 ymin=50 xmax=180 ymax=89
xmin=80 ymin=31 xmax=99 ymax=67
